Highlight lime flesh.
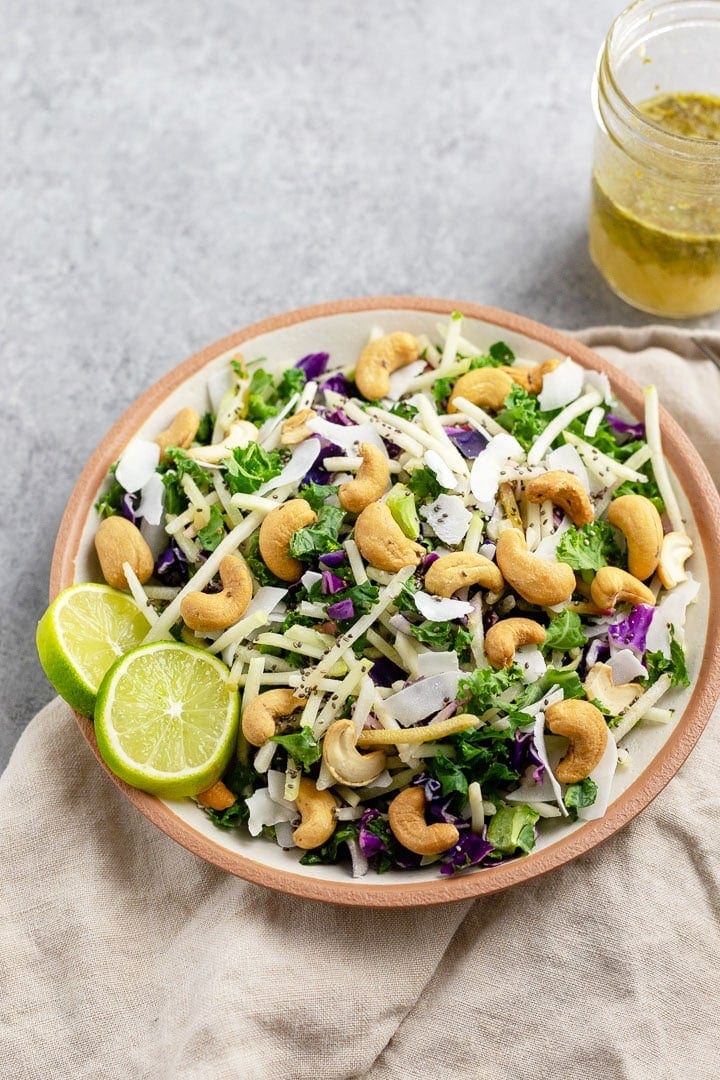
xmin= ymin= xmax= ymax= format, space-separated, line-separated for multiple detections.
xmin=36 ymin=584 xmax=150 ymax=717
xmin=94 ymin=642 xmax=239 ymax=798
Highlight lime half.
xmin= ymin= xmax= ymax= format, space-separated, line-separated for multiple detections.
xmin=36 ymin=583 xmax=151 ymax=717
xmin=94 ymin=642 xmax=239 ymax=798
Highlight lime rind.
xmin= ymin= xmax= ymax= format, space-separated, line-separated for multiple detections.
xmin=94 ymin=641 xmax=240 ymax=798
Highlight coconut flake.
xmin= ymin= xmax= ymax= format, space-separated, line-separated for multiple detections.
xmin=137 ymin=471 xmax=165 ymax=526
xmin=532 ymin=515 xmax=572 ymax=560
xmin=584 ymin=369 xmax=613 ymax=405
xmin=577 ymin=733 xmax=618 ymax=821
xmin=538 ymin=358 xmax=585 ymax=411
xmin=246 ymin=787 xmax=297 ymax=837
xmin=308 ymin=416 xmax=386 ymax=455
xmin=301 ymin=570 xmax=323 ymax=591
xmin=382 ymin=671 xmax=461 ymax=726
xmin=532 ymin=713 xmax=568 ymax=815
xmin=246 ymin=586 xmax=288 ymax=619
xmin=115 ymin=439 xmax=160 ymax=493
xmin=416 ymin=651 xmax=460 ymax=676
xmin=545 ymin=444 xmax=590 ymax=492
xmin=470 ymin=433 xmax=525 ymax=510
xmin=608 ymin=647 xmax=647 ymax=684
xmin=423 ymin=449 xmax=458 ymax=491
xmin=414 ymin=591 xmax=473 ymax=622
xmin=644 ymin=573 xmax=700 ymax=658
xmin=386 ymin=360 xmax=426 ymax=400
xmin=515 ymin=645 xmax=547 ymax=685
xmin=258 ymin=438 xmax=322 ymax=495
xmin=420 ymin=494 xmax=473 ymax=546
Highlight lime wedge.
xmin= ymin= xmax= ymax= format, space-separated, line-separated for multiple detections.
xmin=36 ymin=583 xmax=150 ymax=718
xmin=94 ymin=642 xmax=239 ymax=798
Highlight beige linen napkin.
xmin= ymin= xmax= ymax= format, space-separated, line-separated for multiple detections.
xmin=2 ymin=328 xmax=720 ymax=1080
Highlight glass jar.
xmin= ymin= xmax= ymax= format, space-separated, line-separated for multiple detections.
xmin=589 ymin=0 xmax=720 ymax=318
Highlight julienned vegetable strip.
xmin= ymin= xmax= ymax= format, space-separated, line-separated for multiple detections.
xmin=83 ymin=317 xmax=696 ymax=879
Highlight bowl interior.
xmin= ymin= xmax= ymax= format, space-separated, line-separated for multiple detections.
xmin=53 ymin=298 xmax=720 ymax=905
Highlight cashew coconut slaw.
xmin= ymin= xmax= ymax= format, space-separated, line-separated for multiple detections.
xmin=89 ymin=316 xmax=697 ymax=877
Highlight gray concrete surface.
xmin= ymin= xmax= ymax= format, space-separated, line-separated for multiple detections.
xmin=2 ymin=0 xmax=719 ymax=771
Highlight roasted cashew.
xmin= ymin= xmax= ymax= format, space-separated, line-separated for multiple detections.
xmin=354 ymin=501 xmax=424 ymax=572
xmin=338 ymin=443 xmax=390 ymax=514
xmin=95 ymin=516 xmax=154 ymax=590
xmin=484 ymin=617 xmax=547 ymax=669
xmin=187 ymin=420 xmax=258 ymax=464
xmin=495 ymin=528 xmax=576 ymax=606
xmin=156 ymin=407 xmax=201 ymax=462
xmin=657 ymin=531 xmax=693 ymax=589
xmin=280 ymin=408 xmax=317 ymax=446
xmin=180 ymin=555 xmax=253 ymax=632
xmin=292 ymin=777 xmax=337 ymax=850
xmin=354 ymin=332 xmax=421 ymax=401
xmin=388 ymin=786 xmax=459 ymax=856
xmin=242 ymin=688 xmax=306 ymax=747
xmin=196 ymin=780 xmax=237 ymax=810
xmin=322 ymin=719 xmax=387 ymax=786
xmin=545 ymin=699 xmax=609 ymax=783
xmin=584 ymin=662 xmax=642 ymax=715
xmin=524 ymin=470 xmax=594 ymax=527
xmin=589 ymin=566 xmax=656 ymax=612
xmin=607 ymin=494 xmax=663 ymax=581
xmin=258 ymin=498 xmax=317 ymax=582
xmin=424 ymin=551 xmax=504 ymax=598
xmin=447 ymin=368 xmax=514 ymax=414
xmin=500 ymin=358 xmax=560 ymax=395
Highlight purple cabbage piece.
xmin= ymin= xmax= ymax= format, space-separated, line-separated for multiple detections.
xmin=323 ymin=407 xmax=354 ymax=427
xmin=439 ymin=831 xmax=494 ymax=875
xmin=445 ymin=426 xmax=489 ymax=460
xmin=155 ymin=541 xmax=189 ymax=587
xmin=319 ymin=549 xmax=347 ymax=568
xmin=121 ymin=492 xmax=141 ymax=525
xmin=584 ymin=637 xmax=610 ymax=672
xmin=321 ymin=373 xmax=352 ymax=397
xmin=421 ymin=551 xmax=439 ymax=572
xmin=358 ymin=809 xmax=386 ymax=859
xmin=302 ymin=441 xmax=342 ymax=485
xmin=295 ymin=352 xmax=329 ymax=379
xmin=510 ymin=731 xmax=545 ymax=784
xmin=608 ymin=604 xmax=655 ymax=654
xmin=369 ymin=656 xmax=406 ymax=687
xmin=607 ymin=413 xmax=645 ymax=439
xmin=327 ymin=598 xmax=354 ymax=621
xmin=321 ymin=570 xmax=346 ymax=595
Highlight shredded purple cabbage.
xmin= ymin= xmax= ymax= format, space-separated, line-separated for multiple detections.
xmin=319 ymin=549 xmax=346 ymax=568
xmin=302 ymin=441 xmax=341 ymax=485
xmin=369 ymin=656 xmax=405 ymax=686
xmin=321 ymin=373 xmax=352 ymax=397
xmin=445 ymin=426 xmax=488 ymax=459
xmin=608 ymin=604 xmax=655 ymax=654
xmin=439 ymin=831 xmax=494 ymax=875
xmin=510 ymin=731 xmax=545 ymax=784
xmin=327 ymin=598 xmax=354 ymax=621
xmin=422 ymin=551 xmax=440 ymax=572
xmin=155 ymin=541 xmax=189 ymax=587
xmin=295 ymin=352 xmax=329 ymax=380
xmin=321 ymin=570 xmax=345 ymax=595
xmin=607 ymin=413 xmax=645 ymax=439
xmin=358 ymin=810 xmax=386 ymax=859
xmin=121 ymin=493 xmax=141 ymax=525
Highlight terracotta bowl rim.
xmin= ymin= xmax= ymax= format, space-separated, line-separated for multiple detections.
xmin=49 ymin=295 xmax=720 ymax=907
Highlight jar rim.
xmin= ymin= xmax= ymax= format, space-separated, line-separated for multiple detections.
xmin=599 ymin=0 xmax=720 ymax=162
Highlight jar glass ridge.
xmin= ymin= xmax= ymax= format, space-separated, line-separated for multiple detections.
xmin=589 ymin=0 xmax=720 ymax=318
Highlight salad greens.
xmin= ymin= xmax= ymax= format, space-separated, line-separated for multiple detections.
xmin=94 ymin=316 xmax=696 ymax=879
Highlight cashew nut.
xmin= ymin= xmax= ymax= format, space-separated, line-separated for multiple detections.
xmin=589 ymin=566 xmax=656 ymax=612
xmin=196 ymin=780 xmax=237 ymax=810
xmin=484 ymin=617 xmax=547 ymax=669
xmin=258 ymin=498 xmax=317 ymax=582
xmin=388 ymin=786 xmax=459 ymax=856
xmin=524 ymin=470 xmax=594 ymax=527
xmin=187 ymin=420 xmax=258 ymax=464
xmin=180 ymin=555 xmax=253 ymax=632
xmin=657 ymin=530 xmax=693 ymax=589
xmin=495 ymin=528 xmax=576 ymax=606
xmin=292 ymin=777 xmax=337 ymax=850
xmin=322 ymin=719 xmax=387 ymax=786
xmin=354 ymin=501 xmax=424 ymax=572
xmin=584 ymin=662 xmax=642 ymax=715
xmin=545 ymin=699 xmax=609 ymax=783
xmin=281 ymin=408 xmax=317 ymax=446
xmin=607 ymin=494 xmax=663 ymax=581
xmin=500 ymin=358 xmax=560 ymax=395
xmin=95 ymin=516 xmax=154 ymax=590
xmin=424 ymin=551 xmax=504 ymax=598
xmin=447 ymin=368 xmax=514 ymax=413
xmin=354 ymin=332 xmax=421 ymax=401
xmin=242 ymin=688 xmax=306 ymax=747
xmin=338 ymin=443 xmax=390 ymax=513
xmin=156 ymin=407 xmax=201 ymax=462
